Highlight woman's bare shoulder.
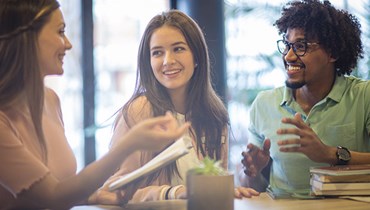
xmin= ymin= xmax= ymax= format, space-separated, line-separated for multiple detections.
xmin=125 ymin=96 xmax=153 ymax=125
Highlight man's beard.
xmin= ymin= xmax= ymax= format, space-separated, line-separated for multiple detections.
xmin=285 ymin=80 xmax=305 ymax=89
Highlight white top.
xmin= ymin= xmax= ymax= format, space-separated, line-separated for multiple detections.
xmin=171 ymin=113 xmax=201 ymax=185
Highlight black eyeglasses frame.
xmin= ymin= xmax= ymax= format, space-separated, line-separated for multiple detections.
xmin=276 ymin=40 xmax=319 ymax=57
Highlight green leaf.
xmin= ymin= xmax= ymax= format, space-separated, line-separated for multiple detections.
xmin=192 ymin=156 xmax=228 ymax=176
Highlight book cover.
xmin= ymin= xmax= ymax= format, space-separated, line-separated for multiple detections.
xmin=311 ymin=173 xmax=370 ymax=183
xmin=311 ymin=187 xmax=370 ymax=196
xmin=311 ymin=179 xmax=370 ymax=191
xmin=108 ymin=136 xmax=193 ymax=191
xmin=309 ymin=164 xmax=370 ymax=176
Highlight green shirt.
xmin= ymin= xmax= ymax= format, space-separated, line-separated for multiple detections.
xmin=248 ymin=75 xmax=370 ymax=195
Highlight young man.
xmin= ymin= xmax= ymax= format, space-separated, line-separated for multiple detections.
xmin=239 ymin=0 xmax=370 ymax=196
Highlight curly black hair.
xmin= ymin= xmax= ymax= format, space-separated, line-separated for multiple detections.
xmin=274 ymin=0 xmax=364 ymax=75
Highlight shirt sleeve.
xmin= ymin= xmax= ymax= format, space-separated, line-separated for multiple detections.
xmin=247 ymin=94 xmax=265 ymax=148
xmin=364 ymin=81 xmax=370 ymax=137
xmin=0 ymin=112 xmax=49 ymax=197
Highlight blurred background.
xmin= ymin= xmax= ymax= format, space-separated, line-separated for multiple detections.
xmin=45 ymin=0 xmax=370 ymax=179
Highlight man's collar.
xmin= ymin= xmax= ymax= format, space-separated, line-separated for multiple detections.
xmin=326 ymin=75 xmax=346 ymax=103
xmin=280 ymin=75 xmax=346 ymax=107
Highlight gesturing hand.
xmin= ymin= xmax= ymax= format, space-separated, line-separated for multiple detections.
xmin=241 ymin=139 xmax=271 ymax=177
xmin=119 ymin=111 xmax=191 ymax=152
xmin=277 ymin=113 xmax=332 ymax=163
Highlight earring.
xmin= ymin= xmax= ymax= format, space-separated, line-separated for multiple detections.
xmin=194 ymin=63 xmax=198 ymax=68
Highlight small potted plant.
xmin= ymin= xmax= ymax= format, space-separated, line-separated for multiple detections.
xmin=186 ymin=157 xmax=234 ymax=210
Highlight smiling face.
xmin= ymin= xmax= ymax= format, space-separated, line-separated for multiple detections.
xmin=37 ymin=8 xmax=72 ymax=77
xmin=283 ymin=28 xmax=336 ymax=89
xmin=149 ymin=25 xmax=196 ymax=95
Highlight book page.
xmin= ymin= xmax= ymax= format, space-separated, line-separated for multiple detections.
xmin=109 ymin=136 xmax=193 ymax=191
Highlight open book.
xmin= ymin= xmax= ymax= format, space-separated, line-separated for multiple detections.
xmin=109 ymin=136 xmax=193 ymax=191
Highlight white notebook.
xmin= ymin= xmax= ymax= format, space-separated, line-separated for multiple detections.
xmin=109 ymin=136 xmax=192 ymax=191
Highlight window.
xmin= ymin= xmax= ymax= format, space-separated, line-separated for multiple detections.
xmin=46 ymin=0 xmax=169 ymax=170
xmin=45 ymin=0 xmax=84 ymax=169
xmin=94 ymin=0 xmax=170 ymax=160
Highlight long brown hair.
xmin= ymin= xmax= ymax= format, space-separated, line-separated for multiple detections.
xmin=0 ymin=0 xmax=60 ymax=161
xmin=120 ymin=9 xmax=229 ymax=184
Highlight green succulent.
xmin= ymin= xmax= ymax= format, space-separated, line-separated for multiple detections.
xmin=193 ymin=156 xmax=228 ymax=176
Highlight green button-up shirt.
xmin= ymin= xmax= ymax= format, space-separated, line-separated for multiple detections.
xmin=248 ymin=75 xmax=370 ymax=195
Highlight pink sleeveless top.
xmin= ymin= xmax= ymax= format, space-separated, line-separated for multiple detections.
xmin=0 ymin=88 xmax=76 ymax=204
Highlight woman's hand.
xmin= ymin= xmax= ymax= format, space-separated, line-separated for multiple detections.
xmin=118 ymin=111 xmax=191 ymax=152
xmin=234 ymin=186 xmax=260 ymax=198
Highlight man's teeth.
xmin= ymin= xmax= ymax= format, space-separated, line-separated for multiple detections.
xmin=288 ymin=66 xmax=301 ymax=71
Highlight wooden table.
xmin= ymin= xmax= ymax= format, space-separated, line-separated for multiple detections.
xmin=71 ymin=193 xmax=370 ymax=210
xmin=234 ymin=193 xmax=369 ymax=210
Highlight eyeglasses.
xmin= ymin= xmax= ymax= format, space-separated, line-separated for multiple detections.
xmin=276 ymin=40 xmax=319 ymax=57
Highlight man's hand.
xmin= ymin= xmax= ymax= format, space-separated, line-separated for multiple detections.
xmin=241 ymin=139 xmax=271 ymax=177
xmin=277 ymin=113 xmax=334 ymax=163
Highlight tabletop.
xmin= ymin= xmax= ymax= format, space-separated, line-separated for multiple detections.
xmin=71 ymin=193 xmax=370 ymax=210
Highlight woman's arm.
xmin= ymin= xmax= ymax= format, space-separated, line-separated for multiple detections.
xmin=12 ymin=110 xmax=189 ymax=209
xmin=91 ymin=97 xmax=182 ymax=204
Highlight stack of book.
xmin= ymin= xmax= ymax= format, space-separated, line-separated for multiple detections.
xmin=309 ymin=164 xmax=370 ymax=196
